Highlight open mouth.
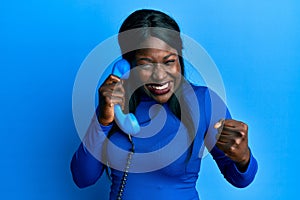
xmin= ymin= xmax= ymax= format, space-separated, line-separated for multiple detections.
xmin=145 ymin=82 xmax=171 ymax=95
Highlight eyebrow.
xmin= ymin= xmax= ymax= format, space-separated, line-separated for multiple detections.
xmin=136 ymin=53 xmax=177 ymax=62
xmin=163 ymin=53 xmax=177 ymax=60
xmin=136 ymin=57 xmax=152 ymax=62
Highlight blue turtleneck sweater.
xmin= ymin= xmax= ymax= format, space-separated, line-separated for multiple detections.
xmin=71 ymin=86 xmax=258 ymax=200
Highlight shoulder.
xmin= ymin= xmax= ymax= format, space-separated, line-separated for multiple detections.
xmin=192 ymin=85 xmax=209 ymax=96
xmin=181 ymin=81 xmax=208 ymax=95
xmin=189 ymin=84 xmax=226 ymax=107
xmin=181 ymin=82 xmax=230 ymax=113
xmin=179 ymin=83 xmax=210 ymax=120
xmin=181 ymin=82 xmax=209 ymax=102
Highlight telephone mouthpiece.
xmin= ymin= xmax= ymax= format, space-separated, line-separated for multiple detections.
xmin=114 ymin=105 xmax=140 ymax=135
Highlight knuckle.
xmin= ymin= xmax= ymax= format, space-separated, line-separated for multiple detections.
xmin=216 ymin=142 xmax=222 ymax=149
xmin=229 ymin=146 xmax=235 ymax=152
xmin=102 ymin=91 xmax=111 ymax=97
xmin=233 ymin=139 xmax=239 ymax=146
xmin=99 ymin=86 xmax=105 ymax=93
xmin=241 ymin=122 xmax=248 ymax=130
xmin=240 ymin=128 xmax=248 ymax=138
xmin=238 ymin=130 xmax=246 ymax=137
xmin=104 ymin=96 xmax=111 ymax=103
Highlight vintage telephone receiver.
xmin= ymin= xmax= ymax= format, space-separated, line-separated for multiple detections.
xmin=111 ymin=59 xmax=140 ymax=135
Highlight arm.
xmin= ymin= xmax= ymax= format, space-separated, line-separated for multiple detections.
xmin=70 ymin=114 xmax=113 ymax=188
xmin=204 ymin=88 xmax=258 ymax=188
xmin=71 ymin=75 xmax=125 ymax=188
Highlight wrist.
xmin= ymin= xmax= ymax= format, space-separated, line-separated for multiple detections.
xmin=235 ymin=147 xmax=250 ymax=172
xmin=98 ymin=117 xmax=112 ymax=126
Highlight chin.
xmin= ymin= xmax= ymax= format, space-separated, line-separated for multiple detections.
xmin=147 ymin=92 xmax=173 ymax=104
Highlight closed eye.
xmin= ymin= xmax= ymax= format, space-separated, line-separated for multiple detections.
xmin=138 ymin=63 xmax=153 ymax=70
xmin=137 ymin=57 xmax=152 ymax=63
xmin=136 ymin=58 xmax=152 ymax=65
xmin=164 ymin=59 xmax=176 ymax=65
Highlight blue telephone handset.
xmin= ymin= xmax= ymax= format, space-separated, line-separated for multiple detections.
xmin=111 ymin=59 xmax=140 ymax=135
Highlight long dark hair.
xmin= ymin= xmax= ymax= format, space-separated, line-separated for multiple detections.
xmin=118 ymin=9 xmax=186 ymax=121
xmin=103 ymin=9 xmax=195 ymax=174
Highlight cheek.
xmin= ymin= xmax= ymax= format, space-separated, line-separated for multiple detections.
xmin=176 ymin=63 xmax=182 ymax=74
xmin=171 ymin=63 xmax=182 ymax=79
xmin=174 ymin=73 xmax=182 ymax=87
xmin=137 ymin=70 xmax=152 ymax=83
xmin=172 ymin=64 xmax=182 ymax=88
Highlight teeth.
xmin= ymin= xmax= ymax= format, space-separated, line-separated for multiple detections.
xmin=151 ymin=82 xmax=169 ymax=90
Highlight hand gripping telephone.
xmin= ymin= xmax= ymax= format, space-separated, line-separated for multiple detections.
xmin=111 ymin=59 xmax=140 ymax=135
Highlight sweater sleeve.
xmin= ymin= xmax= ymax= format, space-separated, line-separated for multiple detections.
xmin=203 ymin=87 xmax=258 ymax=188
xmin=70 ymin=113 xmax=113 ymax=188
xmin=210 ymin=146 xmax=258 ymax=188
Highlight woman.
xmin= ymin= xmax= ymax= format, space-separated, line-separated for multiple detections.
xmin=71 ymin=9 xmax=258 ymax=200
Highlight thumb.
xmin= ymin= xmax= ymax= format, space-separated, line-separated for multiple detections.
xmin=214 ymin=119 xmax=225 ymax=139
xmin=214 ymin=118 xmax=225 ymax=129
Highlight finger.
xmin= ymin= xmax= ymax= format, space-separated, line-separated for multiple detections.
xmin=217 ymin=132 xmax=233 ymax=143
xmin=224 ymin=119 xmax=247 ymax=129
xmin=223 ymin=125 xmax=247 ymax=134
xmin=112 ymin=82 xmax=125 ymax=94
xmin=102 ymin=96 xmax=124 ymax=107
xmin=109 ymin=74 xmax=121 ymax=82
xmin=216 ymin=137 xmax=228 ymax=145
xmin=223 ymin=125 xmax=236 ymax=132
xmin=99 ymin=84 xmax=115 ymax=94
xmin=219 ymin=127 xmax=244 ymax=136
xmin=214 ymin=118 xmax=225 ymax=129
xmin=216 ymin=127 xmax=243 ymax=144
xmin=104 ymin=75 xmax=121 ymax=85
xmin=217 ymin=132 xmax=237 ymax=144
xmin=110 ymin=96 xmax=124 ymax=105
xmin=102 ymin=90 xmax=124 ymax=101
xmin=221 ymin=128 xmax=247 ymax=139
xmin=222 ymin=120 xmax=247 ymax=135
xmin=109 ymin=90 xmax=125 ymax=99
xmin=216 ymin=140 xmax=236 ymax=154
xmin=217 ymin=133 xmax=243 ymax=147
xmin=100 ymin=82 xmax=125 ymax=95
xmin=101 ymin=89 xmax=125 ymax=106
xmin=216 ymin=141 xmax=230 ymax=154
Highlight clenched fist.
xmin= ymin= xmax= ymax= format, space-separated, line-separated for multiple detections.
xmin=97 ymin=75 xmax=125 ymax=126
xmin=214 ymin=119 xmax=250 ymax=171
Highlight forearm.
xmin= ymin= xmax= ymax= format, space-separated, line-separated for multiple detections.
xmin=71 ymin=143 xmax=105 ymax=188
xmin=211 ymin=146 xmax=258 ymax=188
xmin=70 ymin=114 xmax=112 ymax=188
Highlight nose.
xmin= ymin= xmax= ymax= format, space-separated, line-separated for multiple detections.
xmin=152 ymin=63 xmax=167 ymax=81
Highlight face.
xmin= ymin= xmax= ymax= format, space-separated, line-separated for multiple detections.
xmin=134 ymin=36 xmax=182 ymax=104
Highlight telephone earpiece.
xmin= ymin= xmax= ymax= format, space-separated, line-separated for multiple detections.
xmin=111 ymin=59 xmax=140 ymax=135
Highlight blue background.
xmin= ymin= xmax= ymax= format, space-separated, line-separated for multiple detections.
xmin=1 ymin=0 xmax=299 ymax=199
